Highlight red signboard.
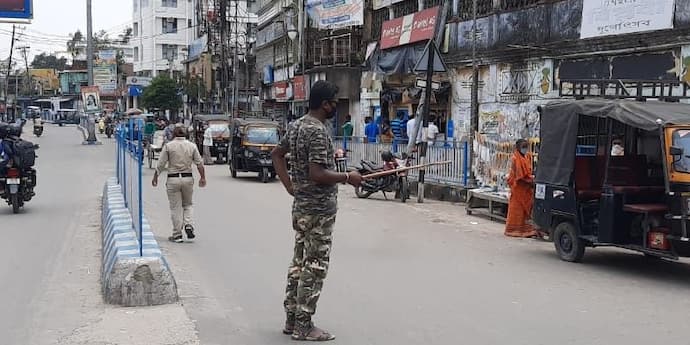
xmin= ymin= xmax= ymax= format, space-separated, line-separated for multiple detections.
xmin=380 ymin=6 xmax=439 ymax=50
xmin=293 ymin=76 xmax=306 ymax=101
xmin=273 ymin=81 xmax=288 ymax=100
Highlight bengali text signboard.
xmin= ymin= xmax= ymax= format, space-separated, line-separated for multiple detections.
xmin=0 ymin=0 xmax=32 ymax=20
xmin=580 ymin=0 xmax=674 ymax=39
xmin=380 ymin=6 xmax=439 ymax=50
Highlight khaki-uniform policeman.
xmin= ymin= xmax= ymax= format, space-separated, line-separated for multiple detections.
xmin=152 ymin=126 xmax=207 ymax=242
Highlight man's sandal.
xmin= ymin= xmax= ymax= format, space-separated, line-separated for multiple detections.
xmin=291 ymin=326 xmax=336 ymax=341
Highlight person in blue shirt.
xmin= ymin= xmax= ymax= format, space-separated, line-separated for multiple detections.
xmin=390 ymin=112 xmax=406 ymax=144
xmin=364 ymin=116 xmax=379 ymax=143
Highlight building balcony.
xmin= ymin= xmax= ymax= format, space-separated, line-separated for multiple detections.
xmin=303 ymin=30 xmax=364 ymax=70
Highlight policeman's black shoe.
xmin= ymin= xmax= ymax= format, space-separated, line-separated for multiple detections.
xmin=184 ymin=224 xmax=196 ymax=240
xmin=168 ymin=234 xmax=183 ymax=243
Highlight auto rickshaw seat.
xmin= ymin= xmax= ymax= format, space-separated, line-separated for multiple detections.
xmin=574 ymin=157 xmax=601 ymax=200
xmin=599 ymin=155 xmax=663 ymax=196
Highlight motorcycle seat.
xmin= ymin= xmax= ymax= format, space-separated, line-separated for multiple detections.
xmin=361 ymin=160 xmax=383 ymax=171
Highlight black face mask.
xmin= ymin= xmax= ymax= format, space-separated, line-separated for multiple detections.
xmin=324 ymin=101 xmax=337 ymax=119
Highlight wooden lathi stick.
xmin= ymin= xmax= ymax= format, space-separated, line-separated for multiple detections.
xmin=361 ymin=161 xmax=453 ymax=179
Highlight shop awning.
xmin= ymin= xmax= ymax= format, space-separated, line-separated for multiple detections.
xmin=367 ymin=43 xmax=426 ymax=75
xmin=34 ymin=97 xmax=72 ymax=103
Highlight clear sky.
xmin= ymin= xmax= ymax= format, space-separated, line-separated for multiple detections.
xmin=0 ymin=0 xmax=133 ymax=63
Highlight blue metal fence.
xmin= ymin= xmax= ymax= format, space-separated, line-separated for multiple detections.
xmin=116 ymin=118 xmax=145 ymax=256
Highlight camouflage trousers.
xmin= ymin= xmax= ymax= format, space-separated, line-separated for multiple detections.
xmin=284 ymin=212 xmax=336 ymax=328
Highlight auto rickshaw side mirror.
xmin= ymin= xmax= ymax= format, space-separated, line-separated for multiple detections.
xmin=670 ymin=146 xmax=684 ymax=156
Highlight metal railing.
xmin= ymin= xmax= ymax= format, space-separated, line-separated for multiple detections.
xmin=335 ymin=137 xmax=469 ymax=186
xmin=116 ymin=118 xmax=145 ymax=256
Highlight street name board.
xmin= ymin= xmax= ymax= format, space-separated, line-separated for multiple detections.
xmin=126 ymin=76 xmax=152 ymax=87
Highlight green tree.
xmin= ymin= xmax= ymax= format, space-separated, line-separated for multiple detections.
xmin=141 ymin=76 xmax=182 ymax=113
xmin=31 ymin=53 xmax=68 ymax=70
xmin=67 ymin=30 xmax=84 ymax=58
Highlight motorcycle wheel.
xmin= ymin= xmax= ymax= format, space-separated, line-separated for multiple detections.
xmin=354 ymin=186 xmax=373 ymax=199
xmin=399 ymin=177 xmax=410 ymax=203
xmin=11 ymin=193 xmax=20 ymax=214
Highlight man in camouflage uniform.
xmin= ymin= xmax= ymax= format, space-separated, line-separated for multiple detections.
xmin=272 ymin=80 xmax=362 ymax=341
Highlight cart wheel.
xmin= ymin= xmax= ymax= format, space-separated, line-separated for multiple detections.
xmin=553 ymin=222 xmax=586 ymax=263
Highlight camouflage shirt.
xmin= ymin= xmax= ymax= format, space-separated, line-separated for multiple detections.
xmin=279 ymin=115 xmax=337 ymax=215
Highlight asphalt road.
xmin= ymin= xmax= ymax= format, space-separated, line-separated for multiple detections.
xmin=141 ymin=150 xmax=690 ymax=345
xmin=0 ymin=125 xmax=115 ymax=344
xmin=4 ymin=127 xmax=690 ymax=345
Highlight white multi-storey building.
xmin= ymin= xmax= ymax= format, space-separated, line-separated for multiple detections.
xmin=131 ymin=0 xmax=196 ymax=77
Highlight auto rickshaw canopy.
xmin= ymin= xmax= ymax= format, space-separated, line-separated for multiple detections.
xmin=537 ymin=99 xmax=690 ymax=186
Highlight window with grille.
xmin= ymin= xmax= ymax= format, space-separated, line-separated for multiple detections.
xmin=501 ymin=0 xmax=545 ymax=10
xmin=423 ymin=0 xmax=441 ymax=9
xmin=162 ymin=0 xmax=177 ymax=7
xmin=457 ymin=0 xmax=493 ymax=20
xmin=371 ymin=8 xmax=388 ymax=41
xmin=334 ymin=36 xmax=349 ymax=64
xmin=134 ymin=47 xmax=139 ymax=62
xmin=309 ymin=36 xmax=322 ymax=65
xmin=392 ymin=0 xmax=417 ymax=18
xmin=162 ymin=18 xmax=178 ymax=34
xmin=162 ymin=44 xmax=178 ymax=60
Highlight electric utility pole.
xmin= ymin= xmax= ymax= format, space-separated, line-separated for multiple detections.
xmin=16 ymin=45 xmax=30 ymax=97
xmin=468 ymin=0 xmax=479 ymax=187
xmin=220 ymin=0 xmax=229 ymax=113
xmin=86 ymin=0 xmax=94 ymax=86
xmin=3 ymin=24 xmax=16 ymax=122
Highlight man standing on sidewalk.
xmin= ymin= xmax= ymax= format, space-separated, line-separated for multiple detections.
xmin=152 ymin=126 xmax=207 ymax=243
xmin=272 ymin=80 xmax=362 ymax=341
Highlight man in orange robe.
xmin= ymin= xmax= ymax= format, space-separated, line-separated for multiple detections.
xmin=505 ymin=139 xmax=538 ymax=238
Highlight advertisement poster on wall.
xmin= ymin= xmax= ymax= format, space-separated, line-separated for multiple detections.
xmin=306 ymin=0 xmax=363 ymax=29
xmin=0 ymin=0 xmax=32 ymax=20
xmin=94 ymin=50 xmax=118 ymax=96
xmin=580 ymin=0 xmax=674 ymax=39
xmin=81 ymin=86 xmax=102 ymax=114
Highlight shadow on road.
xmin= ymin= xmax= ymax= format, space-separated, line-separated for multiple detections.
xmin=531 ymin=248 xmax=690 ymax=286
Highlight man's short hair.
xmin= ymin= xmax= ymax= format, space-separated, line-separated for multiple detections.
xmin=174 ymin=126 xmax=187 ymax=137
xmin=309 ymin=80 xmax=339 ymax=111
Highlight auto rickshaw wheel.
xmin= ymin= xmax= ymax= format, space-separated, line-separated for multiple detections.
xmin=260 ymin=167 xmax=270 ymax=183
xmin=230 ymin=160 xmax=237 ymax=178
xmin=553 ymin=222 xmax=585 ymax=263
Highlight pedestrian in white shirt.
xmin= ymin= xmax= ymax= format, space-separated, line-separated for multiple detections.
xmin=203 ymin=123 xmax=213 ymax=165
xmin=406 ymin=114 xmax=424 ymax=145
xmin=427 ymin=116 xmax=440 ymax=145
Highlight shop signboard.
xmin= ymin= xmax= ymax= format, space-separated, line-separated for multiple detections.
xmin=306 ymin=0 xmax=364 ymax=29
xmin=580 ymin=0 xmax=674 ymax=39
xmin=293 ymin=76 xmax=306 ymax=101
xmin=273 ymin=81 xmax=289 ymax=100
xmin=380 ymin=6 xmax=439 ymax=50
xmin=126 ymin=76 xmax=152 ymax=87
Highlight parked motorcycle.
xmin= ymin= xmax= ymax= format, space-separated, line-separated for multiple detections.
xmin=354 ymin=151 xmax=413 ymax=203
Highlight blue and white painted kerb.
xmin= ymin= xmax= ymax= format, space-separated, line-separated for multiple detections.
xmin=101 ymin=178 xmax=178 ymax=306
